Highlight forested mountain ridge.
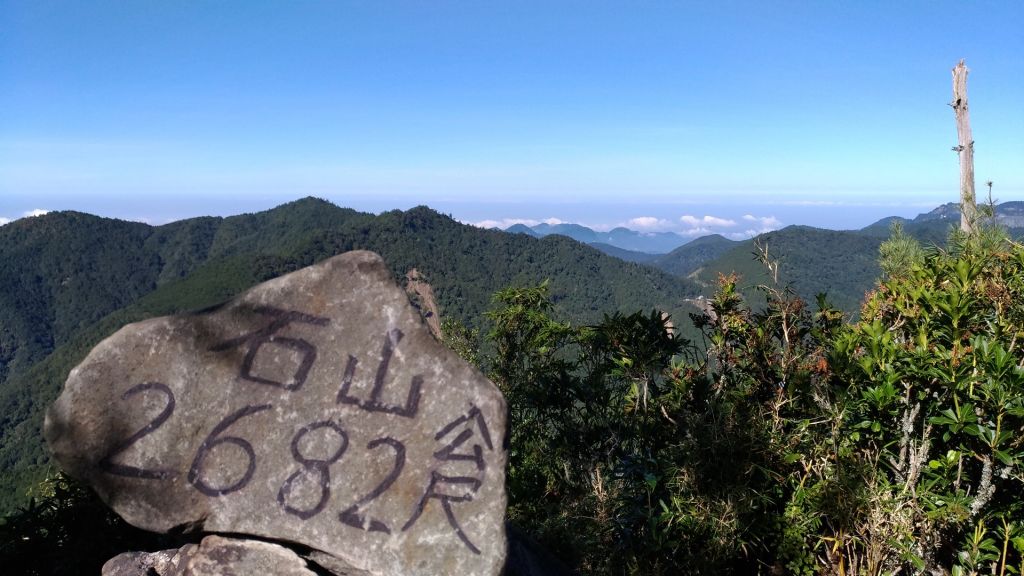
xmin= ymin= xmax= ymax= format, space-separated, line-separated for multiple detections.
xmin=0 ymin=212 xmax=221 ymax=390
xmin=687 ymin=225 xmax=884 ymax=314
xmin=587 ymin=243 xmax=660 ymax=264
xmin=649 ymin=233 xmax=738 ymax=279
xmin=0 ymin=197 xmax=700 ymax=514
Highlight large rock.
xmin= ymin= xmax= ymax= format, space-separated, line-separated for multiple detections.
xmin=45 ymin=251 xmax=508 ymax=576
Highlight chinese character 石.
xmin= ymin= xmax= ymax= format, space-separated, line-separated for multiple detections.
xmin=209 ymin=306 xmax=329 ymax=391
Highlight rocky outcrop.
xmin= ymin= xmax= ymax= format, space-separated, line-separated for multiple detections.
xmin=46 ymin=251 xmax=508 ymax=576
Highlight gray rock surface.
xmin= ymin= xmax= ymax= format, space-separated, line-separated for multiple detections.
xmin=102 ymin=535 xmax=316 ymax=576
xmin=102 ymin=546 xmax=195 ymax=576
xmin=46 ymin=251 xmax=508 ymax=576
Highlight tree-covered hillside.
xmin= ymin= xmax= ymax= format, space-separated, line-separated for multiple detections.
xmin=0 ymin=213 xmax=199 ymax=390
xmin=0 ymin=197 xmax=699 ymax=515
xmin=648 ymin=219 xmax=1009 ymax=318
xmin=650 ymin=233 xmax=738 ymax=279
xmin=685 ymin=226 xmax=884 ymax=314
xmin=588 ymin=243 xmax=660 ymax=264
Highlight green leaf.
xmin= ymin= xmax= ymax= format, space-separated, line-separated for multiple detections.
xmin=1012 ymin=537 xmax=1024 ymax=552
xmin=994 ymin=449 xmax=1015 ymax=466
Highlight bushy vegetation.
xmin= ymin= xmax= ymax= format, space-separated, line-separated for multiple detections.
xmin=480 ymin=224 xmax=1024 ymax=574
xmin=693 ymin=225 xmax=885 ymax=314
xmin=0 ymin=474 xmax=173 ymax=575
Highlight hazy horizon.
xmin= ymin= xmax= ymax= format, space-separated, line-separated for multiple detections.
xmin=0 ymin=193 xmax=968 ymax=242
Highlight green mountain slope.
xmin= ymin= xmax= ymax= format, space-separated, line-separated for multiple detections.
xmin=654 ymin=208 xmax=1024 ymax=317
xmin=589 ymin=242 xmax=661 ymax=263
xmin=0 ymin=197 xmax=699 ymax=514
xmin=693 ymin=226 xmax=884 ymax=314
xmin=650 ymin=234 xmax=738 ymax=279
xmin=0 ymin=213 xmax=224 ymax=391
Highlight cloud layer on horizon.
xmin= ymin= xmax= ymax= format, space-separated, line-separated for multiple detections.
xmin=733 ymin=214 xmax=783 ymax=239
xmin=624 ymin=216 xmax=674 ymax=232
xmin=467 ymin=211 xmax=782 ymax=241
xmin=470 ymin=217 xmax=566 ymax=229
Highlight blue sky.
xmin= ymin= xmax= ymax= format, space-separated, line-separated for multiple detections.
xmin=2 ymin=1 xmax=1022 ymax=237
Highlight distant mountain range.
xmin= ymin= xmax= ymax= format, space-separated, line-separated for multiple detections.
xmin=908 ymin=201 xmax=1024 ymax=227
xmin=505 ymin=222 xmax=692 ymax=254
xmin=506 ymin=201 xmax=1024 ymax=259
xmin=640 ymin=201 xmax=1024 ymax=313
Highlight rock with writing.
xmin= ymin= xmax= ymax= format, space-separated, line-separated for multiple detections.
xmin=45 ymin=251 xmax=508 ymax=576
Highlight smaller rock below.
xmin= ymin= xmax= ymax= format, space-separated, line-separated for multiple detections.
xmin=102 ymin=545 xmax=194 ymax=576
xmin=304 ymin=549 xmax=372 ymax=576
xmin=101 ymin=536 xmax=317 ymax=576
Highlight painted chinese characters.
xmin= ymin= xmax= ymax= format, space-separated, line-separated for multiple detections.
xmin=403 ymin=406 xmax=495 ymax=554
xmin=209 ymin=306 xmax=330 ymax=391
xmin=337 ymin=328 xmax=423 ymax=418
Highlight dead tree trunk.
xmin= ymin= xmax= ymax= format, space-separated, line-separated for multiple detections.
xmin=952 ymin=59 xmax=976 ymax=234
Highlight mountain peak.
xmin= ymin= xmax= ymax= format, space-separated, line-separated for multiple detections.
xmin=506 ymin=223 xmax=539 ymax=236
xmin=915 ymin=202 xmax=960 ymax=221
xmin=275 ymin=196 xmax=338 ymax=211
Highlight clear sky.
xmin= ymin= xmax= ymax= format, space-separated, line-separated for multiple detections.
xmin=2 ymin=1 xmax=1022 ymax=237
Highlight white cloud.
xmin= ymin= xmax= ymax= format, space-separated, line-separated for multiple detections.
xmin=467 ymin=212 xmax=782 ymax=240
xmin=725 ymin=230 xmax=757 ymax=240
xmin=471 ymin=218 xmax=530 ymax=229
xmin=0 ymin=217 xmax=10 ymax=226
xmin=679 ymin=214 xmax=737 ymax=228
xmin=624 ymin=216 xmax=674 ymax=232
xmin=467 ymin=217 xmax=565 ymax=230
xmin=742 ymin=214 xmax=782 ymax=228
xmin=680 ymin=227 xmax=713 ymax=237
xmin=723 ymin=215 xmax=784 ymax=239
